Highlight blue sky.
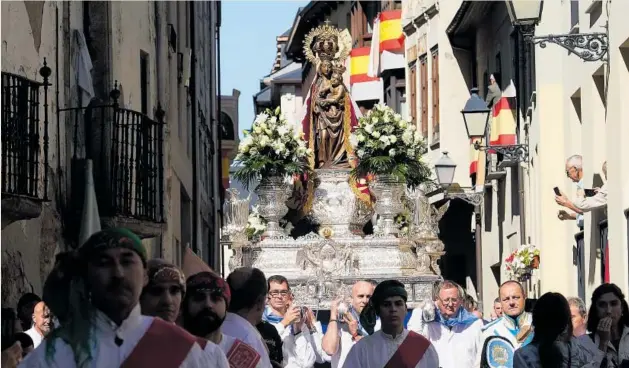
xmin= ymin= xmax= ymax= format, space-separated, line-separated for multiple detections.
xmin=220 ymin=0 xmax=309 ymax=139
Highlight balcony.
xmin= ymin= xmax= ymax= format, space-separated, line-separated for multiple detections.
xmin=1 ymin=64 xmax=51 ymax=229
xmin=60 ymin=86 xmax=165 ymax=239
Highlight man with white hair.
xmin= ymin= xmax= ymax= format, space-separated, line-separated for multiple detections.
xmin=556 ymin=154 xmax=585 ymax=228
xmin=407 ymin=280 xmax=483 ymax=368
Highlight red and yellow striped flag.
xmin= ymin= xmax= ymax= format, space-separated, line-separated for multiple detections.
xmin=469 ymin=86 xmax=517 ymax=176
xmin=379 ymin=10 xmax=404 ymax=52
xmin=350 ymin=47 xmax=379 ymax=85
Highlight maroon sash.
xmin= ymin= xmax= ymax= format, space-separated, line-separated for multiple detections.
xmin=225 ymin=339 xmax=261 ymax=368
xmin=196 ymin=337 xmax=208 ymax=350
xmin=384 ymin=331 xmax=432 ymax=368
xmin=121 ymin=318 xmax=196 ymax=368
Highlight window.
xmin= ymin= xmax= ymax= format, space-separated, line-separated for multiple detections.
xmin=140 ymin=51 xmax=149 ymax=115
xmin=431 ymin=48 xmax=440 ymax=142
xmin=409 ymin=63 xmax=417 ymax=126
xmin=419 ymin=55 xmax=428 ymax=138
xmin=397 ymin=88 xmax=408 ymax=121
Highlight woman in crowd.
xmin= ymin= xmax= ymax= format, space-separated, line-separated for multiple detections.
xmin=587 ymin=283 xmax=629 ymax=367
xmin=514 ymin=292 xmax=605 ymax=367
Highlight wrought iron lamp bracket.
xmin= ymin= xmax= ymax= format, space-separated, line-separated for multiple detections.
xmin=522 ymin=27 xmax=609 ymax=62
xmin=473 ymin=141 xmax=529 ymax=163
xmin=445 ymin=190 xmax=484 ymax=206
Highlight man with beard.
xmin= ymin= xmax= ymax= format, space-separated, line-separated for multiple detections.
xmin=322 ymin=280 xmax=378 ymax=368
xmin=182 ymin=270 xmax=262 ymax=368
xmin=342 ymin=280 xmax=439 ymax=367
xmin=24 ymin=301 xmax=51 ymax=349
xmin=20 ymin=228 xmax=213 ymax=367
xmin=140 ymin=259 xmax=229 ymax=367
xmin=476 ymin=280 xmax=533 ymax=367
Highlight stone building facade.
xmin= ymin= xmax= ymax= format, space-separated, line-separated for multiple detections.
xmin=1 ymin=1 xmax=228 ymax=313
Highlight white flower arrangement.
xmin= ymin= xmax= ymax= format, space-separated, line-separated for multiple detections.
xmin=349 ymin=103 xmax=431 ymax=188
xmin=505 ymin=244 xmax=540 ymax=279
xmin=234 ymin=107 xmax=313 ymax=189
xmin=245 ymin=206 xmax=267 ymax=240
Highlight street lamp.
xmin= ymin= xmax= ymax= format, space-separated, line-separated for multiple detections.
xmin=435 ymin=151 xmax=456 ymax=188
xmin=461 ymin=88 xmax=491 ymax=139
xmin=461 ymin=88 xmax=529 ymax=163
xmin=506 ymin=0 xmax=608 ymax=62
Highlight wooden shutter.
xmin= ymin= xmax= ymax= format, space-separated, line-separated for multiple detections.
xmin=410 ymin=64 xmax=417 ymax=125
xmin=431 ymin=49 xmax=440 ymax=141
xmin=420 ymin=56 xmax=428 ymax=138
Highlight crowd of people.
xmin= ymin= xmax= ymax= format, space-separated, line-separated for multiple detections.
xmin=1 ymin=227 xmax=628 ymax=368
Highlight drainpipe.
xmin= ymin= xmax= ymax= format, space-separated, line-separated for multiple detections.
xmin=190 ymin=1 xmax=200 ymax=254
xmin=215 ymin=2 xmax=223 ymax=273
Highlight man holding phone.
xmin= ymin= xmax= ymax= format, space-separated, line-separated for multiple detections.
xmin=555 ymin=157 xmax=608 ymax=223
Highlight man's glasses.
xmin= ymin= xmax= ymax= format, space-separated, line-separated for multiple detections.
xmin=269 ymin=290 xmax=290 ymax=297
xmin=566 ymin=166 xmax=576 ymax=177
xmin=438 ymin=297 xmax=460 ymax=305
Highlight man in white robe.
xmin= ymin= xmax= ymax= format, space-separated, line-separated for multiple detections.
xmin=262 ymin=275 xmax=324 ymax=367
xmin=343 ymin=280 xmax=439 ymax=368
xmin=476 ymin=280 xmax=534 ymax=367
xmin=182 ymin=269 xmax=262 ymax=368
xmin=140 ymin=259 xmax=228 ymax=368
xmin=322 ymin=280 xmax=378 ymax=368
xmin=408 ymin=280 xmax=484 ymax=368
xmin=19 ymin=228 xmax=212 ymax=368
xmin=221 ymin=267 xmax=274 ymax=368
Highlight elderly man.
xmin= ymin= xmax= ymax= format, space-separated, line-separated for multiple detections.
xmin=408 ymin=280 xmax=483 ymax=368
xmin=20 ymin=228 xmax=212 ymax=367
xmin=24 ymin=301 xmax=51 ymax=349
xmin=262 ymin=275 xmax=322 ymax=367
xmin=343 ymin=280 xmax=439 ymax=367
xmin=557 ymin=160 xmax=608 ymax=215
xmin=476 ymin=280 xmax=533 ymax=367
xmin=556 ymin=154 xmax=586 ymax=227
xmin=322 ymin=280 xmax=378 ymax=368
xmin=182 ymin=270 xmax=254 ymax=368
xmin=568 ymin=297 xmax=588 ymax=337
xmin=222 ymin=267 xmax=273 ymax=368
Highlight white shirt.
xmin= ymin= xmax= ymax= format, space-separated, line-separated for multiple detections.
xmin=221 ymin=312 xmax=272 ymax=368
xmin=342 ymin=330 xmax=439 ymax=368
xmin=328 ymin=319 xmax=382 ymax=368
xmin=198 ymin=336 xmax=229 ymax=368
xmin=573 ymin=183 xmax=607 ymax=212
xmin=24 ymin=327 xmax=44 ymax=349
xmin=267 ymin=319 xmax=325 ymax=368
xmin=218 ymin=333 xmax=264 ymax=368
xmin=19 ymin=305 xmax=211 ymax=368
xmin=407 ymin=308 xmax=484 ymax=368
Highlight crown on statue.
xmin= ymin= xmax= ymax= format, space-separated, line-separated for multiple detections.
xmin=332 ymin=62 xmax=346 ymax=75
xmin=303 ymin=21 xmax=351 ymax=65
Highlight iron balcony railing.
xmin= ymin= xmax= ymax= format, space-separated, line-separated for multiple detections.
xmin=61 ymin=85 xmax=164 ymax=223
xmin=1 ymin=62 xmax=51 ymax=201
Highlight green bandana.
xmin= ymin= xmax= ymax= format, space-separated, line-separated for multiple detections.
xmin=79 ymin=227 xmax=147 ymax=265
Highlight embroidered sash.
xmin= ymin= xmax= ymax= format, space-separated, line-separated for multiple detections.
xmin=384 ymin=331 xmax=431 ymax=368
xmin=225 ymin=339 xmax=261 ymax=368
xmin=121 ymin=318 xmax=196 ymax=368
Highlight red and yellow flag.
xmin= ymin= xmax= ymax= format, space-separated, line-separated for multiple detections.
xmin=350 ymin=47 xmax=379 ymax=85
xmin=379 ymin=10 xmax=404 ymax=52
xmin=469 ymin=95 xmax=517 ymax=176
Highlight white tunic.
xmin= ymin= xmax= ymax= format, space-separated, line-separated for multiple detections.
xmin=342 ymin=330 xmax=439 ymax=368
xmin=18 ymin=305 xmax=212 ymax=368
xmin=198 ymin=336 xmax=230 ymax=368
xmin=407 ymin=308 xmax=484 ymax=368
xmin=24 ymin=327 xmax=44 ymax=349
xmin=221 ymin=312 xmax=273 ymax=368
xmin=218 ymin=333 xmax=264 ymax=368
xmin=329 ymin=319 xmax=382 ymax=368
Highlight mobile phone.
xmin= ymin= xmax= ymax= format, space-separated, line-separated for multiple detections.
xmin=584 ymin=189 xmax=596 ymax=197
xmin=553 ymin=187 xmax=561 ymax=196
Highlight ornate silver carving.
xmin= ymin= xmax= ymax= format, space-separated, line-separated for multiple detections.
xmin=255 ymin=176 xmax=293 ymax=237
xmin=310 ymin=170 xmax=373 ymax=236
xmin=369 ymin=175 xmax=406 ymax=235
